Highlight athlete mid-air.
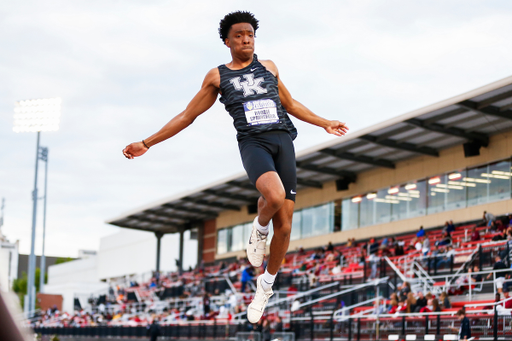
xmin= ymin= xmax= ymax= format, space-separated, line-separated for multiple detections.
xmin=123 ymin=11 xmax=348 ymax=323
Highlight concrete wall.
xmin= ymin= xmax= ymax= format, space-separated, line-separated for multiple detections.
xmin=97 ymin=229 xmax=197 ymax=281
xmin=214 ymin=130 xmax=512 ymax=260
xmin=0 ymin=241 xmax=18 ymax=292
xmin=47 ymin=257 xmax=98 ymax=286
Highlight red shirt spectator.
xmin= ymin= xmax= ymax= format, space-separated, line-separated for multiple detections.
xmin=470 ymin=227 xmax=480 ymax=242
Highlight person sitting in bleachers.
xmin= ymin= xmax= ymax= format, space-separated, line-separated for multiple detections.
xmin=436 ymin=245 xmax=455 ymax=269
xmin=503 ymin=288 xmax=512 ymax=309
xmin=417 ymin=226 xmax=425 ymax=237
xmin=444 ymin=220 xmax=455 ymax=234
xmin=414 ymin=291 xmax=427 ymax=312
xmin=437 ymin=231 xmax=452 ymax=247
xmin=483 ymin=210 xmax=496 ymax=227
xmin=368 ymin=238 xmax=379 ymax=255
xmin=422 ymin=235 xmax=431 ymax=256
xmin=394 ymin=241 xmax=405 ymax=256
xmin=470 ymin=226 xmax=480 ymax=242
xmin=486 ymin=255 xmax=508 ymax=294
xmin=325 ymin=241 xmax=334 ymax=252
xmin=388 ymin=299 xmax=399 ymax=314
xmin=309 ymin=248 xmax=324 ymax=260
xmin=406 ymin=293 xmax=417 ymax=313
xmin=399 ymin=282 xmax=411 ymax=301
xmin=440 ymin=292 xmax=451 ymax=309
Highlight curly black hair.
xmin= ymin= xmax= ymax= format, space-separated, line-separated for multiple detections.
xmin=219 ymin=11 xmax=259 ymax=44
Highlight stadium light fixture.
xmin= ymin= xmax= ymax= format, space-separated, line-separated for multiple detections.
xmin=13 ymin=97 xmax=61 ymax=317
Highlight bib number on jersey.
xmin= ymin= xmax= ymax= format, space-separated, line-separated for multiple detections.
xmin=243 ymin=99 xmax=279 ymax=126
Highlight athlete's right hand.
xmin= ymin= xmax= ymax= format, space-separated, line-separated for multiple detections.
xmin=123 ymin=142 xmax=148 ymax=159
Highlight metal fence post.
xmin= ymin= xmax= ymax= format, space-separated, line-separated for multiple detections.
xmin=401 ymin=315 xmax=405 ymax=337
xmin=494 ymin=294 xmax=499 ymax=341
xmin=425 ymin=314 xmax=429 ymax=335
xmin=356 ymin=318 xmax=361 ymax=341
xmin=310 ymin=307 xmax=314 ymax=341
xmin=330 ymin=314 xmax=334 ymax=341
xmin=348 ymin=317 xmax=352 ymax=341
xmin=436 ymin=314 xmax=440 ymax=336
xmin=213 ymin=318 xmax=217 ymax=339
xmin=479 ymin=245 xmax=483 ymax=271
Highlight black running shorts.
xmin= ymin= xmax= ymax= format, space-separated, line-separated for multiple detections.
xmin=238 ymin=130 xmax=297 ymax=202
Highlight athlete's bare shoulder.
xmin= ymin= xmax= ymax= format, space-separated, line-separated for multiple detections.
xmin=203 ymin=67 xmax=221 ymax=89
xmin=259 ymin=59 xmax=279 ymax=78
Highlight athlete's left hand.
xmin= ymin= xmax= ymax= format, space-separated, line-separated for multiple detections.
xmin=325 ymin=121 xmax=349 ymax=137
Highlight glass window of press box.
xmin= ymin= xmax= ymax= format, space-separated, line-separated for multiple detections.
xmin=217 ymin=158 xmax=511 ymax=254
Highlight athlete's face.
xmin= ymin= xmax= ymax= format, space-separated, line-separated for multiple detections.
xmin=225 ymin=23 xmax=254 ymax=59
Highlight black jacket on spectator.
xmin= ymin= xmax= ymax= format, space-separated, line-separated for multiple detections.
xmin=494 ymin=261 xmax=508 ymax=278
xmin=415 ymin=297 xmax=427 ymax=310
xmin=459 ymin=316 xmax=471 ymax=340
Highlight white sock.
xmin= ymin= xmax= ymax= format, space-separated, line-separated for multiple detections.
xmin=255 ymin=216 xmax=269 ymax=235
xmin=261 ymin=269 xmax=276 ymax=291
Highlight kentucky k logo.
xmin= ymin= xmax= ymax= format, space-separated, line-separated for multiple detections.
xmin=229 ymin=74 xmax=267 ymax=97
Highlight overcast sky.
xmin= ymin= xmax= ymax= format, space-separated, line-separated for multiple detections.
xmin=1 ymin=0 xmax=512 ymax=258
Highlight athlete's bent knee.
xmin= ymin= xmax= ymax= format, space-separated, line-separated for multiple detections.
xmin=265 ymin=190 xmax=286 ymax=211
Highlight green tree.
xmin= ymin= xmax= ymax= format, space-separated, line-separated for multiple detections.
xmin=55 ymin=257 xmax=73 ymax=265
xmin=12 ymin=268 xmax=48 ymax=309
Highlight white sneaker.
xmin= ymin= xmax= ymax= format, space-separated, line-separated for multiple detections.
xmin=247 ymin=275 xmax=273 ymax=323
xmin=246 ymin=217 xmax=267 ymax=267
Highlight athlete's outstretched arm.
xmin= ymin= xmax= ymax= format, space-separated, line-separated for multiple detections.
xmin=261 ymin=60 xmax=348 ymax=137
xmin=123 ymin=69 xmax=220 ymax=159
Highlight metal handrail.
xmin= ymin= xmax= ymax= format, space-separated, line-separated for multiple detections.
xmin=333 ymin=296 xmax=384 ymax=321
xmin=296 ymin=277 xmax=389 ymax=310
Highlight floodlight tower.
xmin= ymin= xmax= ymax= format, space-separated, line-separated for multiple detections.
xmin=13 ymin=97 xmax=61 ymax=316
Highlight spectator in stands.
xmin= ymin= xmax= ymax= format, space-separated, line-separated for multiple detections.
xmin=203 ymin=292 xmax=211 ymax=316
xmin=437 ymin=231 xmax=452 ymax=247
xmin=406 ymin=292 xmax=417 ymax=313
xmin=486 ymin=255 xmax=508 ymax=294
xmin=470 ymin=226 xmax=480 ymax=242
xmin=417 ymin=226 xmax=425 ymax=238
xmin=325 ymin=241 xmax=334 ymax=252
xmin=483 ymin=211 xmax=496 ymax=227
xmin=241 ymin=265 xmax=255 ymax=293
xmin=399 ymin=282 xmax=411 ymax=301
xmin=273 ymin=315 xmax=283 ymax=332
xmin=347 ymin=238 xmax=354 ymax=247
xmin=422 ymin=235 xmax=431 ymax=256
xmin=359 ymin=248 xmax=367 ymax=266
xmin=470 ymin=265 xmax=482 ymax=283
xmin=455 ymin=309 xmax=471 ymax=341
xmin=388 ymin=299 xmax=399 ymax=314
xmin=368 ymin=252 xmax=380 ymax=280
xmin=503 ymin=288 xmax=512 ymax=309
xmin=394 ymin=241 xmax=405 ymax=256
xmin=309 ymin=248 xmax=324 ymax=260
xmin=414 ymin=291 xmax=427 ymax=312
xmin=368 ymin=238 xmax=379 ymax=255
xmin=419 ymin=298 xmax=433 ymax=313
xmin=439 ymin=292 xmax=451 ymax=309
xmin=436 ymin=245 xmax=455 ymax=269
xmin=444 ymin=220 xmax=455 ymax=234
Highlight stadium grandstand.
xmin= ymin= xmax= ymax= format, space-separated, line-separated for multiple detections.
xmin=31 ymin=75 xmax=512 ymax=340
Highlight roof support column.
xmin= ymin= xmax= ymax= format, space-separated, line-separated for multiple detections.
xmin=155 ymin=232 xmax=163 ymax=273
xmin=178 ymin=228 xmax=184 ymax=276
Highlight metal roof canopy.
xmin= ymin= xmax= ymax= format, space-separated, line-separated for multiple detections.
xmin=107 ymin=76 xmax=512 ymax=235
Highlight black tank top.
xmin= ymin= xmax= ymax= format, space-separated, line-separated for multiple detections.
xmin=218 ymin=54 xmax=298 ymax=141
